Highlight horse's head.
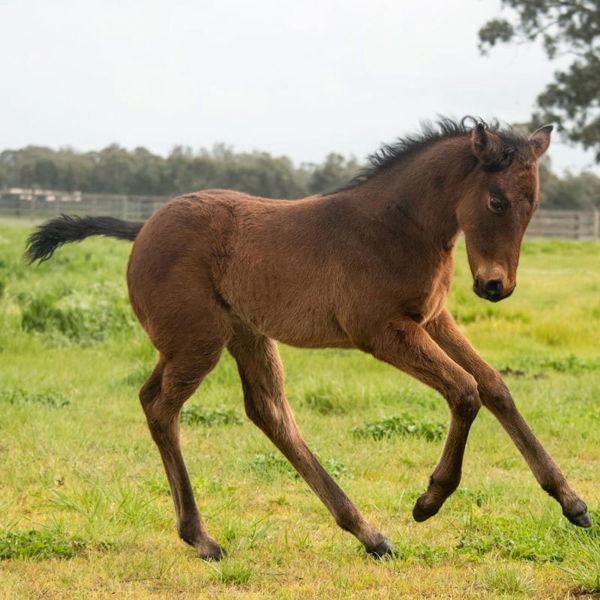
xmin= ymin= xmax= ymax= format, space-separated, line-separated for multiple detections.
xmin=457 ymin=123 xmax=552 ymax=302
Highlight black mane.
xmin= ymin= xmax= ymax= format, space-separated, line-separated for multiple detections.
xmin=327 ymin=117 xmax=529 ymax=195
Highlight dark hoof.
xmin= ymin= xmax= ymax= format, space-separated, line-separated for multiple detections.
xmin=180 ymin=529 xmax=227 ymax=560
xmin=366 ymin=538 xmax=395 ymax=559
xmin=412 ymin=497 xmax=439 ymax=522
xmin=566 ymin=509 xmax=592 ymax=528
xmin=199 ymin=544 xmax=228 ymax=561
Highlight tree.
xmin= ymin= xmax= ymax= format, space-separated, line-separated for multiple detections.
xmin=306 ymin=153 xmax=360 ymax=194
xmin=33 ymin=159 xmax=58 ymax=190
xmin=92 ymin=144 xmax=136 ymax=194
xmin=543 ymin=170 xmax=600 ymax=208
xmin=478 ymin=0 xmax=600 ymax=160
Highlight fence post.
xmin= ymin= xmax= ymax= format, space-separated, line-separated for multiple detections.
xmin=594 ymin=209 xmax=599 ymax=242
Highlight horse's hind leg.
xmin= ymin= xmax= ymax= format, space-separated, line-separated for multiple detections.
xmin=228 ymin=327 xmax=393 ymax=557
xmin=140 ymin=346 xmax=226 ymax=560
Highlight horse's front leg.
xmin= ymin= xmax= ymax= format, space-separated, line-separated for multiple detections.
xmin=426 ymin=309 xmax=591 ymax=527
xmin=368 ymin=319 xmax=482 ymax=521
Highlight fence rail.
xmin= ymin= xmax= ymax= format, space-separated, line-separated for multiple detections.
xmin=526 ymin=209 xmax=599 ymax=241
xmin=1 ymin=189 xmax=598 ymax=241
xmin=0 ymin=190 xmax=170 ymax=221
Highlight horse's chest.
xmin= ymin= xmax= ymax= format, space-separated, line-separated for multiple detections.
xmin=402 ymin=264 xmax=453 ymax=324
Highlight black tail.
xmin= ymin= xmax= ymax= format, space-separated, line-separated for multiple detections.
xmin=26 ymin=215 xmax=145 ymax=264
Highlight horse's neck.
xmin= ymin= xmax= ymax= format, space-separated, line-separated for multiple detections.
xmin=345 ymin=137 xmax=478 ymax=250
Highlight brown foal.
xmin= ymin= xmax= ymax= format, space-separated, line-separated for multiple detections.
xmin=26 ymin=118 xmax=591 ymax=560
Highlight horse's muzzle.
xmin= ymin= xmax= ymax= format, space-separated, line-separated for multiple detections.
xmin=473 ymin=277 xmax=514 ymax=302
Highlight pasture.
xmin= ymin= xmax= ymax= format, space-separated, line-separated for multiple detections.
xmin=0 ymin=222 xmax=598 ymax=599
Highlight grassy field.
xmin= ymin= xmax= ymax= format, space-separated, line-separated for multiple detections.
xmin=0 ymin=221 xmax=599 ymax=599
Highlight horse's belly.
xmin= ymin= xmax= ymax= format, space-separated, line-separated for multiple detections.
xmin=269 ymin=322 xmax=354 ymax=349
xmin=229 ymin=298 xmax=352 ymax=348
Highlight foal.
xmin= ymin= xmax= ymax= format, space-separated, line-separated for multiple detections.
xmin=27 ymin=118 xmax=591 ymax=559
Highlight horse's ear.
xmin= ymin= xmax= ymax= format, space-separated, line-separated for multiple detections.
xmin=529 ymin=124 xmax=553 ymax=158
xmin=471 ymin=123 xmax=504 ymax=165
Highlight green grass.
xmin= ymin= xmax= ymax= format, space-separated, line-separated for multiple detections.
xmin=351 ymin=414 xmax=447 ymax=442
xmin=0 ymin=223 xmax=599 ymax=599
xmin=180 ymin=405 xmax=245 ymax=427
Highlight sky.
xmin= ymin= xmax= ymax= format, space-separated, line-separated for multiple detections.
xmin=1 ymin=0 xmax=598 ymax=175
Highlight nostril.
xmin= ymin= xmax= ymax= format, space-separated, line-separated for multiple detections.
xmin=485 ymin=279 xmax=504 ymax=297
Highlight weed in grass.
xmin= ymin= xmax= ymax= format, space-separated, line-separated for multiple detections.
xmin=563 ymin=548 xmax=600 ymax=594
xmin=374 ymin=387 xmax=439 ymax=410
xmin=302 ymin=382 xmax=347 ymax=415
xmin=179 ymin=405 xmax=244 ymax=426
xmin=208 ymin=559 xmax=254 ymax=585
xmin=103 ymin=551 xmax=178 ymax=583
xmin=143 ymin=478 xmax=171 ymax=497
xmin=0 ymin=528 xmax=87 ymax=560
xmin=121 ymin=362 xmax=151 ymax=387
xmin=457 ymin=514 xmax=568 ymax=563
xmin=538 ymin=354 xmax=600 ymax=373
xmin=312 ymin=449 xmax=351 ymax=479
xmin=351 ymin=413 xmax=447 ymax=442
xmin=392 ymin=541 xmax=449 ymax=565
xmin=245 ymin=516 xmax=274 ymax=550
xmin=456 ymin=487 xmax=491 ymax=508
xmin=249 ymin=452 xmax=297 ymax=481
xmin=221 ymin=514 xmax=273 ymax=552
xmin=507 ymin=353 xmax=600 ymax=375
xmin=0 ymin=387 xmax=70 ymax=407
xmin=479 ymin=564 xmax=536 ymax=596
xmin=322 ymin=457 xmax=351 ymax=479
xmin=19 ymin=283 xmax=136 ymax=345
xmin=559 ymin=507 xmax=600 ymax=594
xmin=49 ymin=480 xmax=167 ymax=542
xmin=248 ymin=450 xmax=349 ymax=482
xmin=199 ymin=476 xmax=237 ymax=495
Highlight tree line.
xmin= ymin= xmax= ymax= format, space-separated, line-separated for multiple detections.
xmin=1 ymin=143 xmax=599 ymax=210
xmin=0 ymin=144 xmax=359 ymax=201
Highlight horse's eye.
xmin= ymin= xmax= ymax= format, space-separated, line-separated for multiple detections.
xmin=488 ymin=195 xmax=508 ymax=214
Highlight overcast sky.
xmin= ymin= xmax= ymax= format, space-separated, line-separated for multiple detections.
xmin=1 ymin=0 xmax=598 ymax=175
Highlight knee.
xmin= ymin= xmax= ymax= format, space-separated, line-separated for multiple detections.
xmin=479 ymin=371 xmax=514 ymax=413
xmin=243 ymin=392 xmax=276 ymax=432
xmin=139 ymin=383 xmax=179 ymax=437
xmin=243 ymin=392 xmax=293 ymax=441
xmin=451 ymin=377 xmax=481 ymax=421
xmin=139 ymin=377 xmax=161 ymax=410
xmin=243 ymin=396 xmax=263 ymax=428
